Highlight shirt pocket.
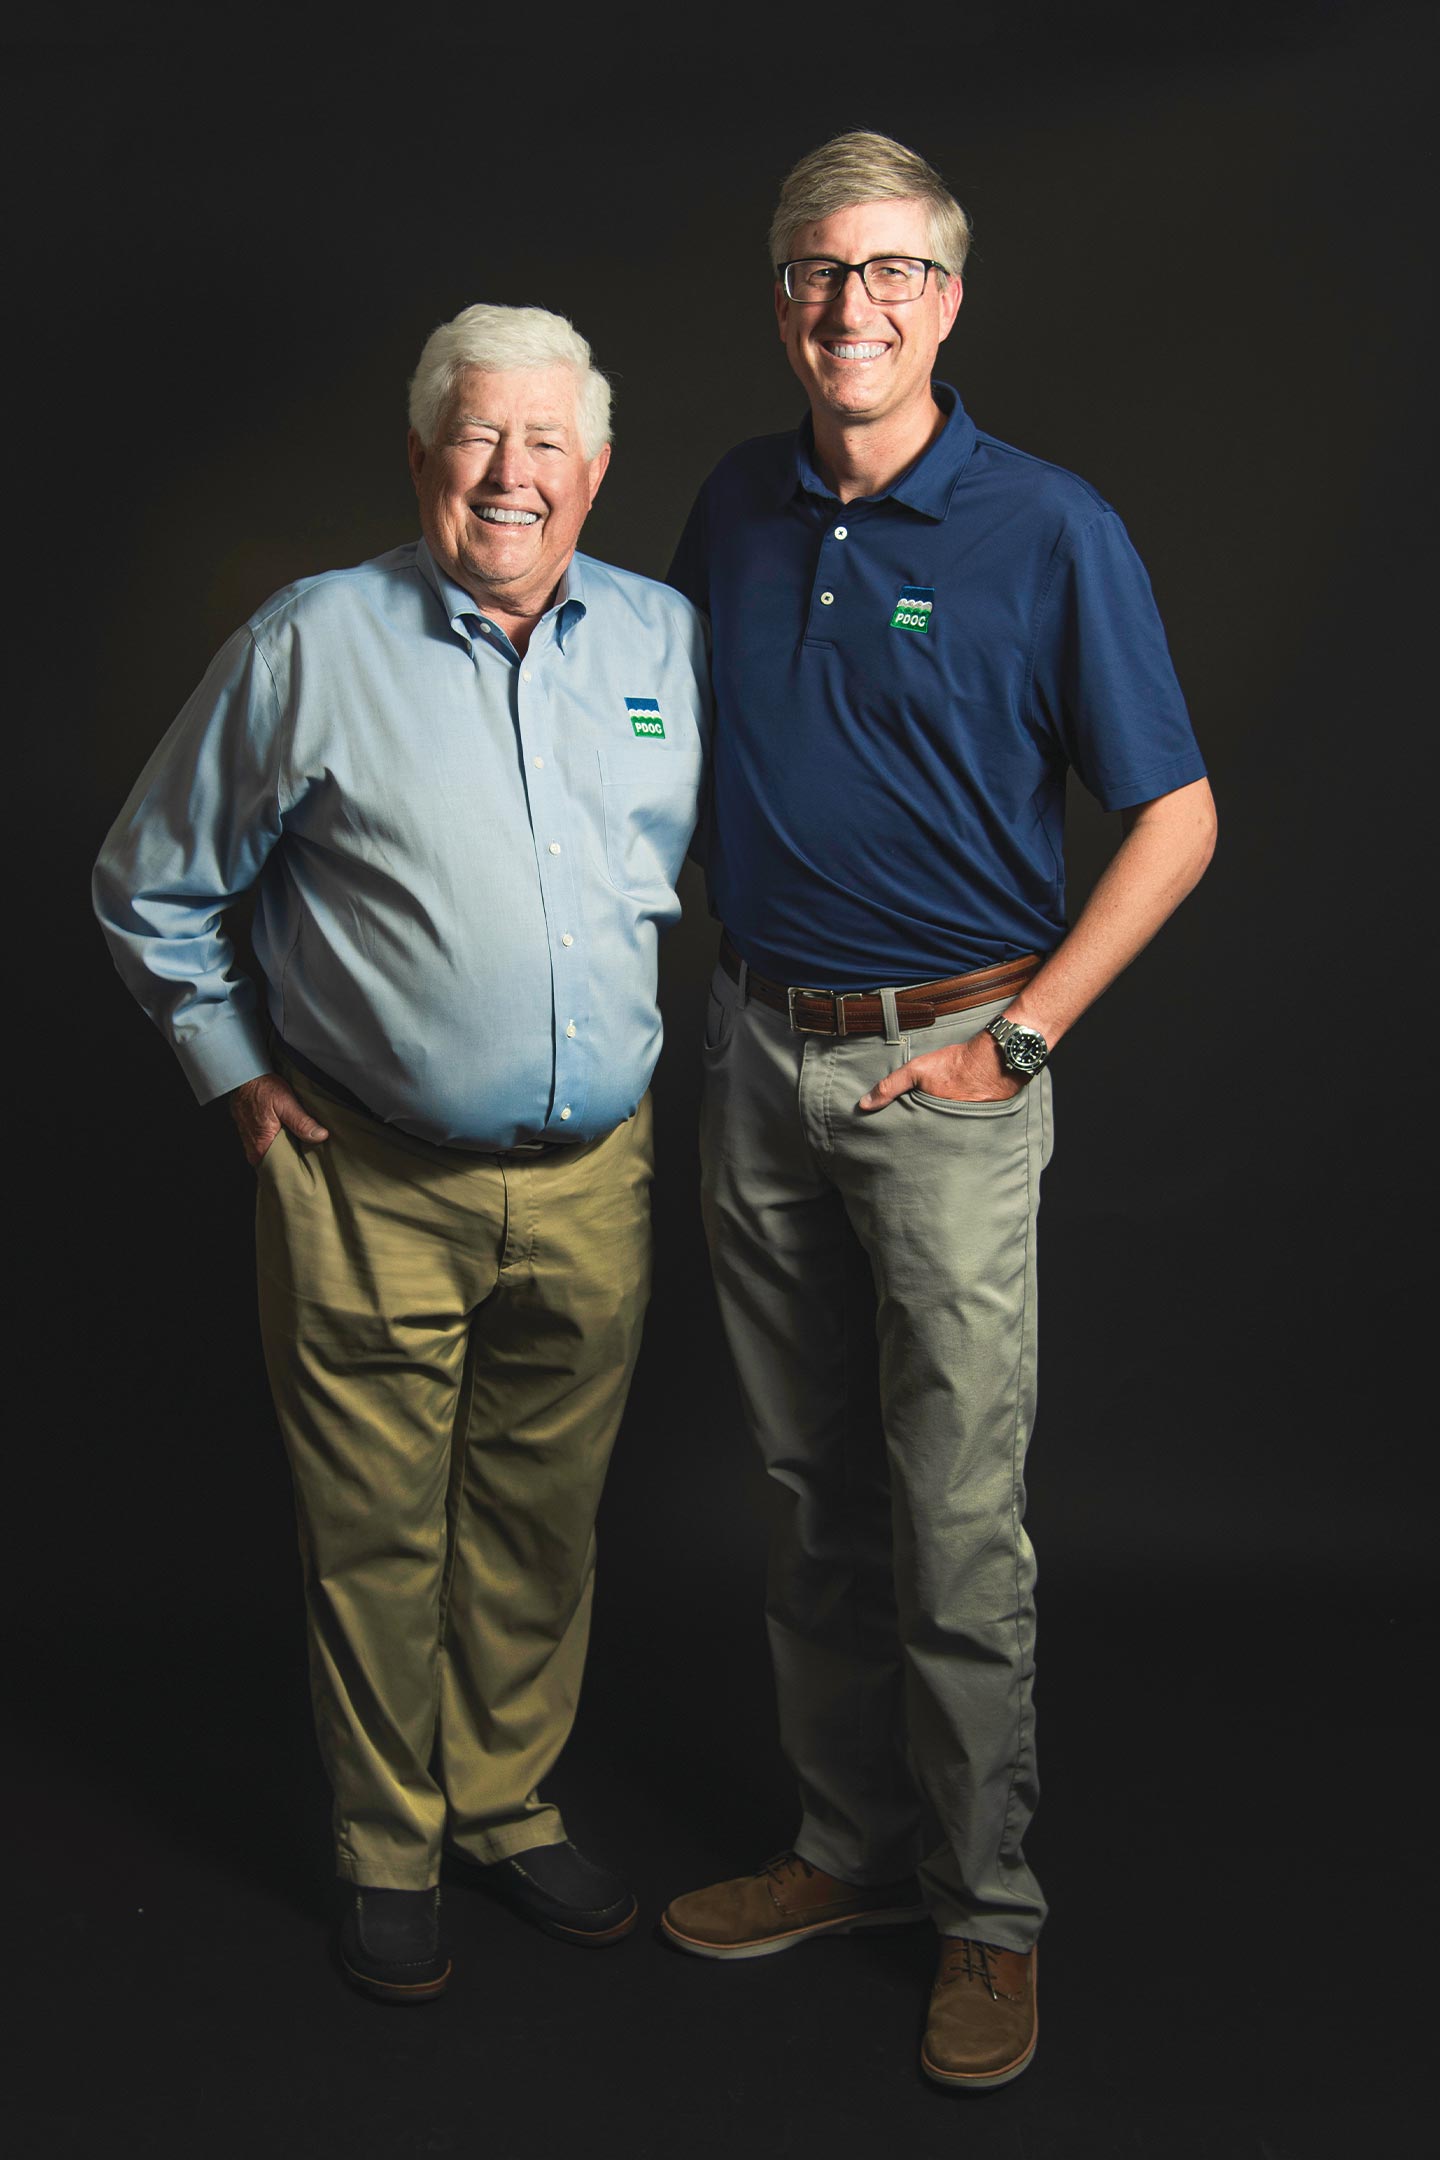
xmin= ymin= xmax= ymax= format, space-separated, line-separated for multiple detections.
xmin=596 ymin=746 xmax=703 ymax=900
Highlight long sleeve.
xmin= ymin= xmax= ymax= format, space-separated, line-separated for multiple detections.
xmin=92 ymin=625 xmax=288 ymax=1103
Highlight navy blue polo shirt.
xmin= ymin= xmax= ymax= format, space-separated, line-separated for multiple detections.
xmin=669 ymin=384 xmax=1206 ymax=988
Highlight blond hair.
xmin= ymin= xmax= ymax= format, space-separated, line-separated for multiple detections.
xmin=768 ymin=130 xmax=971 ymax=282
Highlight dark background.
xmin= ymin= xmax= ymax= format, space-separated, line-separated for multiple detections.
xmin=9 ymin=6 xmax=1432 ymax=2155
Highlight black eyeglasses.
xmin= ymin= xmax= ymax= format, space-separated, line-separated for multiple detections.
xmin=779 ymin=256 xmax=946 ymax=304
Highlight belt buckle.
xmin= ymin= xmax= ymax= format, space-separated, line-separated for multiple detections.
xmin=786 ymin=985 xmax=852 ymax=1037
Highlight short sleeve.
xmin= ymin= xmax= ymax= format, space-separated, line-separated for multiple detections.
xmin=664 ymin=499 xmax=715 ymax=871
xmin=1029 ymin=510 xmax=1207 ymax=811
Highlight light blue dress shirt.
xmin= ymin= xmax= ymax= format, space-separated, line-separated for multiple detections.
xmin=94 ymin=541 xmax=710 ymax=1149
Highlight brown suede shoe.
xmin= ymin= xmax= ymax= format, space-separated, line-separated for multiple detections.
xmin=921 ymin=1937 xmax=1038 ymax=2089
xmin=660 ymin=1850 xmax=926 ymax=1960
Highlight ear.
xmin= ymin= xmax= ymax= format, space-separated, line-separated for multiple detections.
xmin=775 ymin=280 xmax=790 ymax=344
xmin=406 ymin=427 xmax=427 ymax=495
xmin=586 ymin=440 xmax=612 ymax=507
xmin=936 ymin=274 xmax=964 ymax=346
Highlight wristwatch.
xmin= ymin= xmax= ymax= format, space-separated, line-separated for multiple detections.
xmin=985 ymin=1014 xmax=1050 ymax=1079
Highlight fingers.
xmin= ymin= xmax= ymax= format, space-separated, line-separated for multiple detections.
xmin=857 ymin=1043 xmax=1017 ymax=1111
xmin=230 ymin=1072 xmax=329 ymax=1165
xmin=278 ymin=1100 xmax=330 ymax=1143
xmin=858 ymin=1064 xmax=914 ymax=1113
xmin=249 ymin=1108 xmax=328 ymax=1169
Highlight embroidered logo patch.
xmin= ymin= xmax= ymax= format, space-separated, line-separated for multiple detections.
xmin=890 ymin=585 xmax=934 ymax=634
xmin=626 ymin=696 xmax=665 ymax=739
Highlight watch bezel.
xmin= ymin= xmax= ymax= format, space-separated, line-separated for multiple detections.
xmin=987 ymin=1016 xmax=1050 ymax=1077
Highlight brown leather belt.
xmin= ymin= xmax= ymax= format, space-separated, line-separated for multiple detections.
xmin=719 ymin=932 xmax=1041 ymax=1038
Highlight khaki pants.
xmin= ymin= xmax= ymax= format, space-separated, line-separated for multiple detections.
xmin=255 ymin=1071 xmax=653 ymax=1889
xmin=700 ymin=962 xmax=1053 ymax=1950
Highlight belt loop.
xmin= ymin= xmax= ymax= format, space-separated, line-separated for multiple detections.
xmin=879 ymin=987 xmax=901 ymax=1045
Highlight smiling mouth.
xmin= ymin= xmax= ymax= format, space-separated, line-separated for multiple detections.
xmin=820 ymin=342 xmax=890 ymax=360
xmin=472 ymin=506 xmax=540 ymax=525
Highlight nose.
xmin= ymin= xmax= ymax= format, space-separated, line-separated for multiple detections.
xmin=486 ymin=438 xmax=531 ymax=492
xmin=825 ymin=266 xmax=876 ymax=328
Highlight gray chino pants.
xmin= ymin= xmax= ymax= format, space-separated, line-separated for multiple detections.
xmin=699 ymin=958 xmax=1053 ymax=1949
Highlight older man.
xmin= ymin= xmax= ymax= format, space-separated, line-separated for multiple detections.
xmin=660 ymin=134 xmax=1215 ymax=2088
xmin=94 ymin=304 xmax=708 ymax=2000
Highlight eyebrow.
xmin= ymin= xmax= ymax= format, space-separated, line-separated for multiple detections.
xmin=453 ymin=413 xmax=573 ymax=435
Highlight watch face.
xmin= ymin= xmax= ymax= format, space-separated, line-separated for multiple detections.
xmin=1004 ymin=1028 xmax=1048 ymax=1076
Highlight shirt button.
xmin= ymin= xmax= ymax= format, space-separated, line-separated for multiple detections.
xmin=522 ymin=668 xmax=532 ymax=682
xmin=548 ymin=842 xmax=561 ymax=855
xmin=559 ymin=1106 xmax=572 ymax=1120
xmin=565 ymin=1021 xmax=577 ymax=1038
xmin=561 ymin=933 xmax=574 ymax=947
xmin=834 ymin=526 xmax=848 ymax=539
xmin=479 ymin=622 xmax=494 ymax=635
xmin=819 ymin=591 xmax=834 ymax=605
xmin=533 ymin=755 xmax=544 ymax=770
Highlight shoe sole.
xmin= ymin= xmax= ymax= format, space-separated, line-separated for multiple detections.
xmin=444 ymin=1853 xmax=639 ymax=1946
xmin=920 ymin=2033 xmax=1037 ymax=2090
xmin=527 ymin=1896 xmax=640 ymax=1947
xmin=455 ymin=1876 xmax=640 ymax=1946
xmin=340 ymin=1954 xmax=453 ymax=2004
xmin=660 ymin=1904 xmax=929 ymax=1960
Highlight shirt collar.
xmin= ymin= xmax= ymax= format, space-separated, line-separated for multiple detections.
xmin=415 ymin=536 xmax=588 ymax=649
xmin=785 ymin=382 xmax=977 ymax=521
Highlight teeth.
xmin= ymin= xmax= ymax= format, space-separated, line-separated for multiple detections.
xmin=474 ymin=507 xmax=539 ymax=525
xmin=824 ymin=342 xmax=888 ymax=359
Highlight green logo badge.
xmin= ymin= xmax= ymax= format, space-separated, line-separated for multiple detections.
xmin=626 ymin=696 xmax=665 ymax=738
xmin=890 ymin=584 xmax=934 ymax=634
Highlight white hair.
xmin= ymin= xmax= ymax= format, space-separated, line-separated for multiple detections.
xmin=407 ymin=303 xmax=613 ymax=458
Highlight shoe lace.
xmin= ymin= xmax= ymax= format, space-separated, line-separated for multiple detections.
xmin=759 ymin=1851 xmax=815 ymax=1887
xmin=940 ymin=1937 xmax=1003 ymax=2000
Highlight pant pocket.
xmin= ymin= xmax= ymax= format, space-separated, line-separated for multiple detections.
xmin=902 ymin=1084 xmax=1031 ymax=1120
xmin=703 ymin=986 xmax=735 ymax=1053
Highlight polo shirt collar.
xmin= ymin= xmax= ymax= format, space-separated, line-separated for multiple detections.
xmin=415 ymin=536 xmax=588 ymax=648
xmin=787 ymin=381 xmax=977 ymax=521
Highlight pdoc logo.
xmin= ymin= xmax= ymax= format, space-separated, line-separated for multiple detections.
xmin=890 ymin=586 xmax=934 ymax=634
xmin=626 ymin=697 xmax=665 ymax=738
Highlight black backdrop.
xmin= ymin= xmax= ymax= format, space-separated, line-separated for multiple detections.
xmin=9 ymin=7 xmax=1433 ymax=2156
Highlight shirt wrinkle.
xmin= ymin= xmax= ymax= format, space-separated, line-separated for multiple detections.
xmin=93 ymin=541 xmax=710 ymax=1151
xmin=669 ymin=384 xmax=1204 ymax=986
